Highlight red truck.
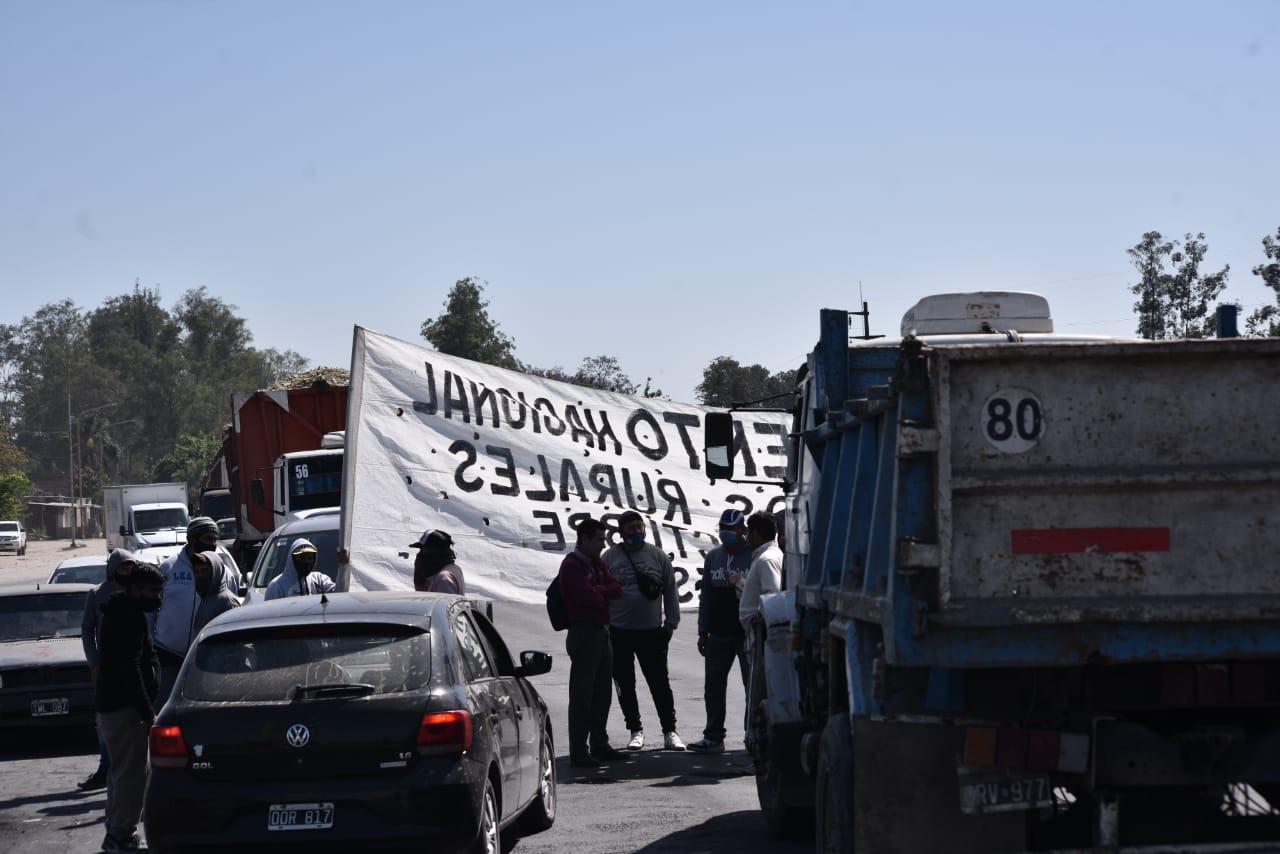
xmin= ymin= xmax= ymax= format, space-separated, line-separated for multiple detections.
xmin=200 ymin=384 xmax=348 ymax=565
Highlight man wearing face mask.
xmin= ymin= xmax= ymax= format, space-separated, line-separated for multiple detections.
xmin=265 ymin=539 xmax=337 ymax=599
xmin=95 ymin=562 xmax=164 ymax=853
xmin=602 ymin=510 xmax=683 ymax=752
xmin=78 ymin=548 xmax=138 ymax=790
xmin=154 ymin=517 xmax=241 ymax=707
xmin=688 ymin=509 xmax=753 ymax=754
xmin=409 ymin=529 xmax=466 ymax=594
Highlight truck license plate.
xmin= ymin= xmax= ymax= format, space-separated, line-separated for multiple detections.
xmin=30 ymin=698 xmax=69 ymax=717
xmin=959 ymin=774 xmax=1053 ymax=814
xmin=268 ymin=803 xmax=334 ymax=831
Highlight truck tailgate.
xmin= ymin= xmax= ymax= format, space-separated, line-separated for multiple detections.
xmin=934 ymin=339 xmax=1280 ymax=625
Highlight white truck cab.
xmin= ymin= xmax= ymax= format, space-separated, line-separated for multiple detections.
xmin=251 ymin=433 xmax=344 ymax=533
xmin=103 ymin=483 xmax=191 ymax=552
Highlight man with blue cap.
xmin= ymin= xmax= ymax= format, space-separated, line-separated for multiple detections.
xmin=687 ymin=508 xmax=753 ymax=754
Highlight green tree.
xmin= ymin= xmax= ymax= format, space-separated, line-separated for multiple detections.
xmin=695 ymin=357 xmax=796 ymax=408
xmin=1128 ymin=231 xmax=1230 ymax=340
xmin=152 ymin=431 xmax=223 ymax=498
xmin=0 ymin=471 xmax=29 ymax=521
xmin=1246 ymin=227 xmax=1280 ymax=336
xmin=420 ymin=278 xmax=519 ymax=369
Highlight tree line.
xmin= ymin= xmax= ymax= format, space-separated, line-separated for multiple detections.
xmin=419 ymin=277 xmax=796 ymax=406
xmin=1129 ymin=226 xmax=1280 ymax=339
xmin=0 ymin=285 xmax=308 ymax=513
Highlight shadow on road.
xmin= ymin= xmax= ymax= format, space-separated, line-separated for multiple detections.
xmin=556 ymin=748 xmax=754 ymax=788
xmin=628 ymin=809 xmax=810 ymax=853
xmin=0 ymin=727 xmax=97 ymax=760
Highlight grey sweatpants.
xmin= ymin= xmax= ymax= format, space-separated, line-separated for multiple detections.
xmin=99 ymin=708 xmax=149 ymax=839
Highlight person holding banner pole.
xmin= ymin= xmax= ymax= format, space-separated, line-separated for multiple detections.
xmin=559 ymin=517 xmax=626 ymax=768
xmin=603 ymin=510 xmax=685 ymax=752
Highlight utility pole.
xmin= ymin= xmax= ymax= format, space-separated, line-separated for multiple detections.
xmin=67 ymin=337 xmax=77 ymax=547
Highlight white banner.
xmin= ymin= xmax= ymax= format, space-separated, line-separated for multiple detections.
xmin=340 ymin=328 xmax=790 ymax=605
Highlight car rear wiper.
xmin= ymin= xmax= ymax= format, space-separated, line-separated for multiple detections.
xmin=293 ymin=683 xmax=376 ymax=700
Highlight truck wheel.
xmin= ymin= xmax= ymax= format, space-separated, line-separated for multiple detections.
xmin=757 ymin=756 xmax=809 ymax=839
xmin=815 ymin=714 xmax=855 ymax=854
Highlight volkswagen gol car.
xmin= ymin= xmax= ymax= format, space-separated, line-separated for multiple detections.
xmin=144 ymin=591 xmax=556 ymax=853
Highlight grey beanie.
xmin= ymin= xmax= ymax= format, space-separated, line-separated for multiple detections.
xmin=187 ymin=516 xmax=219 ymax=538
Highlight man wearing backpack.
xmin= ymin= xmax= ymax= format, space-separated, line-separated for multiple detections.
xmin=558 ymin=517 xmax=625 ymax=768
xmin=602 ymin=510 xmax=683 ymax=752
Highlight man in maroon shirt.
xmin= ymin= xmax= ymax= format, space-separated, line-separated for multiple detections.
xmin=559 ymin=517 xmax=625 ymax=767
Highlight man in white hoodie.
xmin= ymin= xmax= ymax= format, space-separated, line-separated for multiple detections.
xmin=265 ymin=539 xmax=336 ymax=600
xmin=154 ymin=517 xmax=240 ymax=708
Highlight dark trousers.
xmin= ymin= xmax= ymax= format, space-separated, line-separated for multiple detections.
xmin=566 ymin=624 xmax=614 ymax=757
xmin=703 ymin=634 xmax=749 ymax=742
xmin=99 ymin=708 xmax=149 ymax=839
xmin=611 ymin=627 xmax=677 ymax=734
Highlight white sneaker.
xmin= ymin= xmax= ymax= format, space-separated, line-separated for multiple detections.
xmin=664 ymin=730 xmax=687 ymax=751
xmin=627 ymin=729 xmax=644 ymax=750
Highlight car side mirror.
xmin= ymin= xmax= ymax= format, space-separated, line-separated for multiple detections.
xmin=517 ymin=651 xmax=552 ymax=678
xmin=118 ymin=525 xmax=127 ymax=537
xmin=251 ymin=478 xmax=266 ymax=507
xmin=704 ymin=411 xmax=736 ymax=480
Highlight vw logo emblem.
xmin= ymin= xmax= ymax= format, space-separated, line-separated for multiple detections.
xmin=286 ymin=724 xmax=311 ymax=748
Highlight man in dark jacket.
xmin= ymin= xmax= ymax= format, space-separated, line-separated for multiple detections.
xmin=96 ymin=562 xmax=164 ymax=853
xmin=558 ymin=517 xmax=625 ymax=768
xmin=688 ymin=509 xmax=753 ymax=754
xmin=78 ymin=549 xmax=137 ymax=790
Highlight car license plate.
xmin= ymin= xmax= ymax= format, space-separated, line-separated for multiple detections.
xmin=268 ymin=803 xmax=334 ymax=831
xmin=30 ymin=698 xmax=69 ymax=717
xmin=959 ymin=774 xmax=1053 ymax=814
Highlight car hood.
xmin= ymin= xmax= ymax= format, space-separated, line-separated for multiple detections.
xmin=0 ymin=637 xmax=86 ymax=669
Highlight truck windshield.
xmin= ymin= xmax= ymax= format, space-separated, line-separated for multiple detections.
xmin=287 ymin=454 xmax=343 ymax=512
xmin=184 ymin=624 xmax=429 ymax=701
xmin=133 ymin=508 xmax=189 ymax=532
xmin=0 ymin=593 xmax=87 ymax=642
xmin=201 ymin=492 xmax=234 ymax=521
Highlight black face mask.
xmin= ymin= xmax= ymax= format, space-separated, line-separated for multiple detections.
xmin=191 ymin=542 xmax=217 ymax=554
xmin=138 ymin=598 xmax=161 ymax=613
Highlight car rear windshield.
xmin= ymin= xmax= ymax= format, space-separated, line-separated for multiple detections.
xmin=183 ymin=623 xmax=430 ymax=702
xmin=134 ymin=508 xmax=188 ymax=532
xmin=0 ymin=593 xmax=87 ymax=642
xmin=252 ymin=528 xmax=339 ymax=589
xmin=50 ymin=563 xmax=108 ymax=584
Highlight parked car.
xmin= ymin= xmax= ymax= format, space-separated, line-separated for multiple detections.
xmin=0 ymin=521 xmax=27 ymax=555
xmin=144 ymin=592 xmax=556 ymax=852
xmin=242 ymin=509 xmax=343 ymax=605
xmin=0 ymin=583 xmax=95 ymax=728
xmin=48 ymin=555 xmax=110 ymax=585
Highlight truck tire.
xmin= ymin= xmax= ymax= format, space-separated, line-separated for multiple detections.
xmin=816 ymin=714 xmax=855 ymax=854
xmin=757 ymin=755 xmax=808 ymax=838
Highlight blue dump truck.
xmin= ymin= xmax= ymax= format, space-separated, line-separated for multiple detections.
xmin=705 ymin=293 xmax=1280 ymax=852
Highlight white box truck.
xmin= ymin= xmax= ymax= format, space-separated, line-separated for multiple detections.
xmin=103 ymin=483 xmax=190 ymax=552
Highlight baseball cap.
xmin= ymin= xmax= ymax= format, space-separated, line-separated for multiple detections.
xmin=718 ymin=508 xmax=745 ymax=528
xmin=410 ymin=529 xmax=454 ymax=550
xmin=292 ymin=542 xmax=318 ymax=556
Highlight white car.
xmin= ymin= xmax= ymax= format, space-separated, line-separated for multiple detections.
xmin=243 ymin=509 xmax=343 ymax=605
xmin=0 ymin=521 xmax=27 ymax=555
xmin=48 ymin=554 xmax=110 ymax=585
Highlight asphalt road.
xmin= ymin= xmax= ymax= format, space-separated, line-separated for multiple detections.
xmin=0 ymin=539 xmax=811 ymax=853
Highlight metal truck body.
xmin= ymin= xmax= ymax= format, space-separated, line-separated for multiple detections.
xmin=102 ymin=482 xmax=189 ymax=551
xmin=711 ymin=294 xmax=1280 ymax=852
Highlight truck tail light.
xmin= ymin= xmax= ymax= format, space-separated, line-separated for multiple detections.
xmin=1197 ymin=664 xmax=1231 ymax=705
xmin=150 ymin=724 xmax=188 ymax=768
xmin=417 ymin=710 xmax=473 ymax=755
xmin=962 ymin=727 xmax=1089 ymax=774
xmin=963 ymin=727 xmax=997 ymax=766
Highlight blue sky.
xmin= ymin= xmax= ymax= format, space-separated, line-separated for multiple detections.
xmin=3 ymin=1 xmax=1277 ymax=400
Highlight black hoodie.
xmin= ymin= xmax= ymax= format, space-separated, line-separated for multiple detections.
xmin=95 ymin=592 xmax=160 ymax=720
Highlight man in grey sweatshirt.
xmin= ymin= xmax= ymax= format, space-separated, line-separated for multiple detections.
xmin=602 ymin=511 xmax=685 ymax=751
xmin=79 ymin=548 xmax=138 ymax=789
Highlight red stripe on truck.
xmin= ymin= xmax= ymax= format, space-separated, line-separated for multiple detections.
xmin=1011 ymin=527 xmax=1170 ymax=555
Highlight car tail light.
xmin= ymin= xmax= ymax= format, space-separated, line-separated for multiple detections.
xmin=417 ymin=710 xmax=473 ymax=756
xmin=150 ymin=725 xmax=188 ymax=768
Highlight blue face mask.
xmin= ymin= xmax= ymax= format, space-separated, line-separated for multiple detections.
xmin=624 ymin=532 xmax=645 ymax=547
xmin=721 ymin=531 xmax=739 ymax=546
